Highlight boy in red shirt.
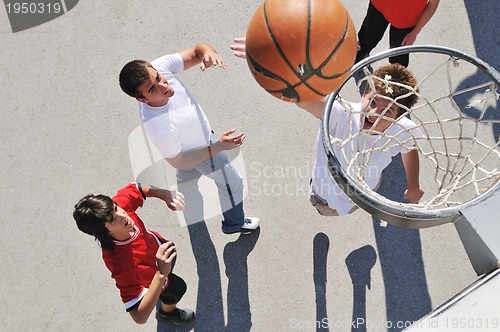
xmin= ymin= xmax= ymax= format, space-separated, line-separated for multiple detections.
xmin=356 ymin=0 xmax=440 ymax=66
xmin=73 ymin=182 xmax=194 ymax=325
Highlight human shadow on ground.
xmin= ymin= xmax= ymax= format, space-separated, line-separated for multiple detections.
xmin=371 ymin=155 xmax=432 ymax=331
xmin=310 ymin=159 xmax=430 ymax=332
xmin=157 ymin=174 xmax=224 ymax=332
xmin=346 ymin=245 xmax=377 ymax=332
xmin=313 ymin=232 xmax=330 ymax=332
xmin=224 ymin=228 xmax=261 ymax=332
xmin=157 ymin=176 xmax=259 ymax=331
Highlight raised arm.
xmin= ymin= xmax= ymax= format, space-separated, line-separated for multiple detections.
xmin=296 ymin=98 xmax=327 ymax=119
xmin=178 ymin=43 xmax=225 ymax=71
xmin=141 ymin=184 xmax=185 ymax=211
xmin=401 ymin=149 xmax=424 ymax=203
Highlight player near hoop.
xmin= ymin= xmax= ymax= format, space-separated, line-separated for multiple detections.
xmin=303 ymin=64 xmax=425 ymax=216
xmin=72 ymin=183 xmax=195 ymax=325
xmin=231 ymin=39 xmax=424 ymax=216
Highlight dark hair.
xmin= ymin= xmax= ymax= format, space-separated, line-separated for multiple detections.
xmin=119 ymin=59 xmax=153 ymax=99
xmin=73 ymin=194 xmax=116 ymax=250
xmin=364 ymin=63 xmax=419 ymax=117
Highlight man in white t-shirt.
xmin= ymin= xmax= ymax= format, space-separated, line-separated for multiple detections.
xmin=299 ymin=64 xmax=425 ymax=216
xmin=119 ymin=43 xmax=259 ymax=234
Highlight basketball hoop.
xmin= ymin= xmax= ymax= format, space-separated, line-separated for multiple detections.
xmin=322 ymin=45 xmax=500 ymax=229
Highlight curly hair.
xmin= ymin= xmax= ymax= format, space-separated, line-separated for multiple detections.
xmin=73 ymin=194 xmax=116 ymax=250
xmin=119 ymin=59 xmax=153 ymax=99
xmin=364 ymin=63 xmax=419 ymax=116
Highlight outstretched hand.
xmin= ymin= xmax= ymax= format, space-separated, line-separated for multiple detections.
xmin=230 ymin=37 xmax=247 ymax=59
xmin=200 ymin=50 xmax=226 ymax=71
xmin=167 ymin=190 xmax=185 ymax=211
xmin=159 ymin=190 xmax=185 ymax=211
xmin=218 ymin=128 xmax=245 ymax=150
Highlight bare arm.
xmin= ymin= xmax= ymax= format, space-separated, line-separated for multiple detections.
xmin=401 ymin=149 xmax=424 ymax=203
xmin=165 ymin=129 xmax=245 ymax=170
xmin=402 ymin=0 xmax=440 ymax=46
xmin=140 ymin=184 xmax=185 ymax=211
xmin=296 ymin=98 xmax=327 ymax=119
xmin=178 ymin=43 xmax=225 ymax=71
xmin=129 ymin=242 xmax=177 ymax=324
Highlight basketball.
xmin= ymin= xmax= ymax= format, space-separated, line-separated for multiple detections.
xmin=245 ymin=0 xmax=357 ymax=103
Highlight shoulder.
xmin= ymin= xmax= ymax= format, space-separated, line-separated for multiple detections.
xmin=397 ymin=116 xmax=419 ymax=130
xmin=393 ymin=116 xmax=424 ymax=138
xmin=151 ymin=53 xmax=184 ymax=74
xmin=113 ymin=183 xmax=146 ymax=211
xmin=114 ymin=183 xmax=145 ymax=198
xmin=325 ymin=100 xmax=356 ymax=130
xmin=330 ymin=100 xmax=351 ymax=116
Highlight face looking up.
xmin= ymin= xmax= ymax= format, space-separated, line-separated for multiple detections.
xmin=136 ymin=67 xmax=175 ymax=107
xmin=360 ymin=91 xmax=400 ymax=133
xmin=105 ymin=204 xmax=135 ymax=240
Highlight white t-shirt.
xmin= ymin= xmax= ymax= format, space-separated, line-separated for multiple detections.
xmin=139 ymin=54 xmax=211 ymax=158
xmin=312 ymin=100 xmax=424 ymax=215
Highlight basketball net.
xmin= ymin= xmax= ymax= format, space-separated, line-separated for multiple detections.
xmin=323 ymin=46 xmax=500 ymax=227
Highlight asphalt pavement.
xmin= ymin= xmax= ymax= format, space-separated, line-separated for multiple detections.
xmin=0 ymin=1 xmax=497 ymax=331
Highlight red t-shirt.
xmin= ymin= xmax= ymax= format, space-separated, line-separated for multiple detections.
xmin=102 ymin=183 xmax=167 ymax=311
xmin=371 ymin=0 xmax=428 ymax=28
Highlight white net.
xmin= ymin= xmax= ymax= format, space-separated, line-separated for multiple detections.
xmin=329 ymin=49 xmax=500 ymax=214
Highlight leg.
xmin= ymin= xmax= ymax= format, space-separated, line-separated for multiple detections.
xmin=309 ymin=188 xmax=358 ymax=216
xmin=196 ymin=150 xmax=246 ymax=233
xmin=176 ymin=166 xmax=204 ymax=226
xmin=357 ymin=2 xmax=390 ymax=63
xmin=388 ymin=26 xmax=413 ymax=66
xmin=157 ymin=273 xmax=195 ymax=325
xmin=160 ymin=303 xmax=176 ymax=313
xmin=158 ymin=273 xmax=187 ymax=308
xmin=309 ymin=190 xmax=340 ymax=216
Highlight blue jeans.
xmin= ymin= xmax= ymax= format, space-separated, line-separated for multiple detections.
xmin=176 ymin=136 xmax=245 ymax=233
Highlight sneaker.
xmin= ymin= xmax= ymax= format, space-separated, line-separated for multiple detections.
xmin=223 ymin=217 xmax=260 ymax=234
xmin=156 ymin=307 xmax=195 ymax=325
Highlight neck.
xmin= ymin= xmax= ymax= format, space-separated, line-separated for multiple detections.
xmin=111 ymin=227 xmax=136 ymax=242
xmin=147 ymin=100 xmax=169 ymax=107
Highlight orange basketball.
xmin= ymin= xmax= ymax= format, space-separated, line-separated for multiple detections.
xmin=245 ymin=0 xmax=357 ymax=103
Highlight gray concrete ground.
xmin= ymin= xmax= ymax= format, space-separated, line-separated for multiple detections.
xmin=0 ymin=1 xmax=497 ymax=331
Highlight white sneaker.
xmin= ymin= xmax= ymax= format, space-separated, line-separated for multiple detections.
xmin=241 ymin=217 xmax=260 ymax=233
xmin=224 ymin=217 xmax=260 ymax=234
